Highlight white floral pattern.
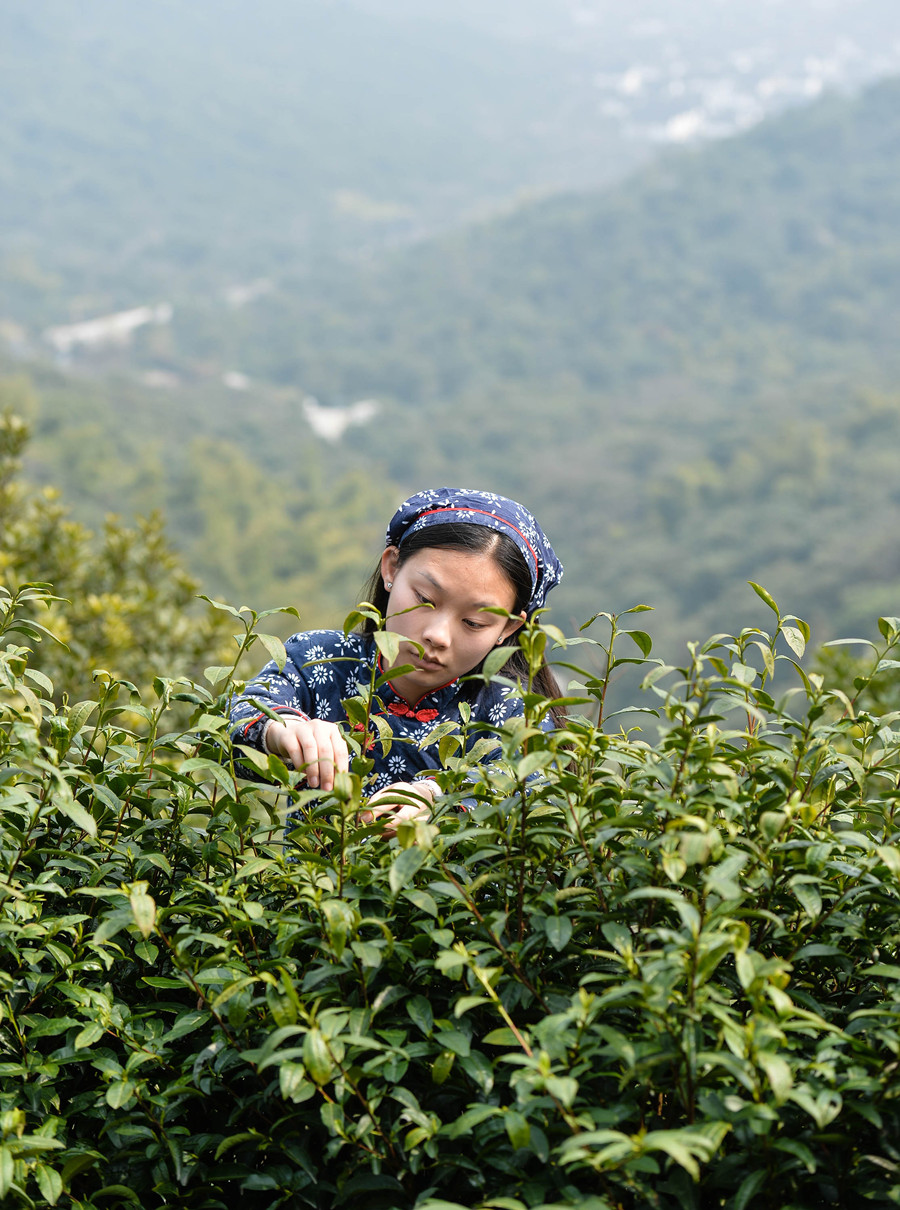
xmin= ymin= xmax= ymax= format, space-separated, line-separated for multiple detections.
xmin=304 ymin=644 xmax=334 ymax=685
xmin=388 ymin=753 xmax=409 ymax=778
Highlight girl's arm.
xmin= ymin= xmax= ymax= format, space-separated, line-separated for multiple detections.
xmin=229 ymin=631 xmax=351 ymax=790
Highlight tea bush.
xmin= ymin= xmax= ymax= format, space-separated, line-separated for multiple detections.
xmin=2 ymin=583 xmax=900 ymax=1209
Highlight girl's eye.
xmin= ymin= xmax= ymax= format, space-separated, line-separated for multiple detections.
xmin=464 ymin=618 xmax=487 ymax=631
xmin=415 ymin=591 xmax=433 ymax=606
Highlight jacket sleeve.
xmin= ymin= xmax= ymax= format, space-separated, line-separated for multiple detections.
xmin=229 ymin=642 xmax=316 ymax=756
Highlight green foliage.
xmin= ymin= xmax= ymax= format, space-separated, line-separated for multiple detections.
xmin=0 ymin=392 xmax=231 ymax=703
xmin=4 ymin=582 xmax=900 ymax=1208
xmin=814 ymin=624 xmax=900 ymax=720
xmin=168 ymin=435 xmax=395 ymax=622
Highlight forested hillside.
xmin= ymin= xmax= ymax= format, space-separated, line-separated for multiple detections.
xmin=4 ymin=77 xmax=900 ymax=660
xmin=198 ymin=76 xmax=900 ymax=398
xmin=6 ymin=0 xmax=898 ymax=334
xmin=0 ymin=0 xmax=626 ymax=325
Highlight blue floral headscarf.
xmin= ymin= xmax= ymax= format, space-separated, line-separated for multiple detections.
xmin=385 ymin=487 xmax=563 ymax=616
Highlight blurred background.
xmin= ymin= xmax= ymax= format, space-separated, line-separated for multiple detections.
xmin=2 ymin=0 xmax=900 ymax=671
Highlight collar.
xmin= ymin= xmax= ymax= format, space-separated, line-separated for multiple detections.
xmin=374 ymin=648 xmax=461 ymax=712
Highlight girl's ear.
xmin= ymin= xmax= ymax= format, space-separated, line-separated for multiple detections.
xmin=381 ymin=546 xmax=399 ymax=589
xmin=499 ymin=611 xmax=527 ymax=642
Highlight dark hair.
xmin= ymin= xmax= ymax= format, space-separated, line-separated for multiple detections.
xmin=359 ymin=522 xmax=565 ymax=724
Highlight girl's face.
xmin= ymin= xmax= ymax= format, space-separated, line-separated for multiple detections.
xmin=380 ymin=545 xmax=525 ymax=705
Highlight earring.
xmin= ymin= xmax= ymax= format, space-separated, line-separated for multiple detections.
xmin=386 ymin=581 xmax=393 ymax=590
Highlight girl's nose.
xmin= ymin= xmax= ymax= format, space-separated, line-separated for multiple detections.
xmin=422 ymin=610 xmax=451 ymax=648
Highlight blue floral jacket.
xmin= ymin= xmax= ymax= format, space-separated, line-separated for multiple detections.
xmin=229 ymin=629 xmax=531 ymax=794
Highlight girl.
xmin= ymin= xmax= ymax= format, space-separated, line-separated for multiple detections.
xmin=229 ymin=487 xmax=563 ymax=830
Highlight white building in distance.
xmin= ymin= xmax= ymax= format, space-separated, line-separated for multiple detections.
xmin=43 ymin=303 xmax=173 ymax=356
xmin=302 ymin=396 xmax=379 ymax=443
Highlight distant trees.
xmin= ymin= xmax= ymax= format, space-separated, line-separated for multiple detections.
xmin=0 ymin=377 xmax=230 ymax=703
xmin=9 ymin=373 xmax=402 ymax=644
xmin=8 ymin=78 xmax=900 ymax=660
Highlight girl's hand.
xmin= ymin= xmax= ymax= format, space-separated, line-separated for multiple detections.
xmin=360 ymin=781 xmax=437 ymax=838
xmin=264 ymin=718 xmax=349 ymax=790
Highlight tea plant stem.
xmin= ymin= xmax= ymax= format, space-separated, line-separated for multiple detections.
xmin=562 ymin=788 xmax=608 ymax=915
xmin=435 ymin=859 xmax=550 ymax=1012
xmin=516 ymin=775 xmax=528 ymax=941
xmin=321 ymin=1035 xmax=401 ymax=1166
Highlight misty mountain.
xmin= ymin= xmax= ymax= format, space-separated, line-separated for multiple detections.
xmin=6 ymin=72 xmax=900 ymax=664
xmin=4 ymin=0 xmax=900 ymax=338
xmin=0 ymin=0 xmax=625 ymax=323
xmin=190 ymin=75 xmax=900 ymax=404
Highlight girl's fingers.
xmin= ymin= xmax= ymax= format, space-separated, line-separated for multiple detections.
xmin=295 ymin=728 xmax=324 ymax=787
xmin=378 ymin=800 xmax=430 ymax=839
xmin=271 ymin=725 xmax=423 ymax=801
xmin=330 ymin=728 xmax=350 ymax=776
xmin=366 ymin=798 xmax=400 ymax=820
xmin=270 ymin=720 xmax=348 ymax=790
xmin=313 ymin=723 xmax=349 ymax=790
xmin=361 ymin=783 xmax=433 ymax=836
xmin=392 ymin=801 xmax=429 ymax=823
xmin=296 ymin=721 xmax=339 ymax=789
xmin=368 ymin=781 xmax=422 ymax=806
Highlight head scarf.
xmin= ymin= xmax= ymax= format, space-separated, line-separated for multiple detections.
xmin=385 ymin=487 xmax=563 ymax=616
